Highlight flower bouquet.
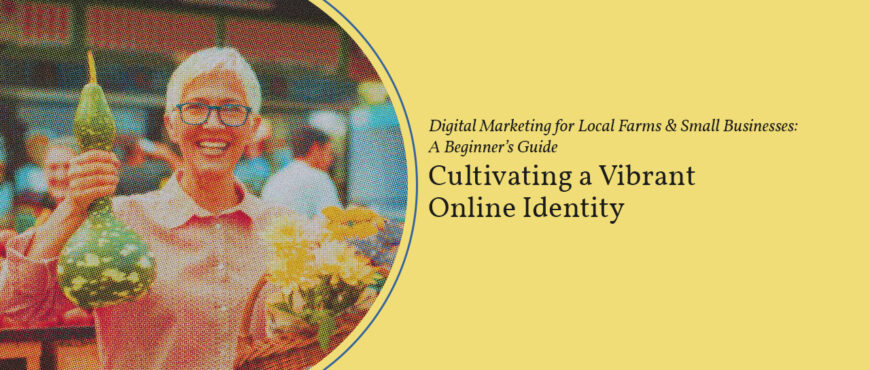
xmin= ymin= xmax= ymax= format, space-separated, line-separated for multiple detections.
xmin=234 ymin=208 xmax=399 ymax=369
xmin=263 ymin=207 xmax=386 ymax=351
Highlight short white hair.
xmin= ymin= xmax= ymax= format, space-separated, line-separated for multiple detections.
xmin=164 ymin=47 xmax=262 ymax=115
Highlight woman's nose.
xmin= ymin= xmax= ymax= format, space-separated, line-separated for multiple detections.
xmin=202 ymin=109 xmax=224 ymax=129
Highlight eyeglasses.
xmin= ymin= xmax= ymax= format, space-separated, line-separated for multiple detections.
xmin=176 ymin=102 xmax=252 ymax=127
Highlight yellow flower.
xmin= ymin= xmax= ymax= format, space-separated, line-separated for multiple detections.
xmin=351 ymin=222 xmax=378 ymax=239
xmin=262 ymin=214 xmax=329 ymax=250
xmin=265 ymin=212 xmax=378 ymax=301
xmin=263 ymin=215 xmax=327 ymax=290
xmin=321 ymin=206 xmax=347 ymax=223
xmin=344 ymin=207 xmax=377 ymax=220
xmin=322 ymin=206 xmax=385 ymax=240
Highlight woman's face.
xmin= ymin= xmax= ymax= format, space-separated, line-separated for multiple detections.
xmin=164 ymin=68 xmax=261 ymax=179
xmin=44 ymin=145 xmax=76 ymax=202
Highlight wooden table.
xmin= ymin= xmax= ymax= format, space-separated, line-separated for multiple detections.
xmin=0 ymin=326 xmax=97 ymax=370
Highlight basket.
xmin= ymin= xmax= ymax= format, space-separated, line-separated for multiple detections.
xmin=234 ymin=275 xmax=367 ymax=370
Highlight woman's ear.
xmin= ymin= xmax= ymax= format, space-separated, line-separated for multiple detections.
xmin=249 ymin=114 xmax=262 ymax=139
xmin=164 ymin=114 xmax=181 ymax=145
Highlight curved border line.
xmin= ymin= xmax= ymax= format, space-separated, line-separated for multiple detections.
xmin=319 ymin=1 xmax=418 ymax=368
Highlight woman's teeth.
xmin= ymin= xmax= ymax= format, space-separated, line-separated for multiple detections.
xmin=198 ymin=141 xmax=228 ymax=149
xmin=197 ymin=141 xmax=229 ymax=155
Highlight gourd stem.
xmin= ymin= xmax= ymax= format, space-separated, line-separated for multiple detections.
xmin=87 ymin=50 xmax=97 ymax=84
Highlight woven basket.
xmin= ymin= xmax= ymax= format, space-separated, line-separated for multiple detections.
xmin=234 ymin=275 xmax=367 ymax=370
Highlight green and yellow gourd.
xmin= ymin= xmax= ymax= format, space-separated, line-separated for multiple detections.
xmin=56 ymin=51 xmax=156 ymax=309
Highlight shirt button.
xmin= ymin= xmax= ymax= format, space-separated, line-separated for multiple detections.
xmin=219 ymin=349 xmax=227 ymax=356
xmin=220 ymin=305 xmax=229 ymax=312
xmin=214 ymin=223 xmax=222 ymax=230
xmin=216 ymin=262 xmax=226 ymax=271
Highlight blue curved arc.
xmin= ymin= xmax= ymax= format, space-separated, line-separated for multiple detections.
xmin=320 ymin=1 xmax=419 ymax=368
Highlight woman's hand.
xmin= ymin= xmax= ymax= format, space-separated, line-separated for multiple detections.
xmin=65 ymin=150 xmax=120 ymax=216
xmin=28 ymin=150 xmax=119 ymax=259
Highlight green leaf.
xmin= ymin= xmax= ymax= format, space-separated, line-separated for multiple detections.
xmin=317 ymin=314 xmax=338 ymax=352
xmin=270 ymin=302 xmax=293 ymax=314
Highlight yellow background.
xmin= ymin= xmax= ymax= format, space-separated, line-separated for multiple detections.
xmin=316 ymin=1 xmax=869 ymax=369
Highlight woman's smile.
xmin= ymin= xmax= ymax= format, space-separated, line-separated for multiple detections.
xmin=196 ymin=139 xmax=231 ymax=156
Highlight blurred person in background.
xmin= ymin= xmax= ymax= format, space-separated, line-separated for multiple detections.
xmin=0 ymin=137 xmax=13 ymax=230
xmin=261 ymin=125 xmax=341 ymax=217
xmin=13 ymin=129 xmax=50 ymax=200
xmin=4 ymin=136 xmax=80 ymax=248
xmin=34 ymin=136 xmax=79 ymax=226
xmin=2 ymin=135 xmax=93 ymax=328
xmin=115 ymin=133 xmax=180 ymax=196
xmin=272 ymin=142 xmax=294 ymax=170
xmin=0 ymin=137 xmax=11 ymax=298
xmin=12 ymin=129 xmax=51 ymax=231
xmin=234 ymin=119 xmax=273 ymax=195
xmin=0 ymin=138 xmax=12 ymax=321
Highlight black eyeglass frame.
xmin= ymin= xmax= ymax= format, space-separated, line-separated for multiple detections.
xmin=175 ymin=102 xmax=253 ymax=127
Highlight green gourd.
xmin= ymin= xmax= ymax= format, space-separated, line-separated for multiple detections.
xmin=56 ymin=51 xmax=156 ymax=309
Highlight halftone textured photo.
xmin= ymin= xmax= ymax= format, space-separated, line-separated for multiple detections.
xmin=0 ymin=1 xmax=407 ymax=369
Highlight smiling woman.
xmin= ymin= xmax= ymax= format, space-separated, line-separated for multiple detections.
xmin=0 ymin=47 xmax=294 ymax=369
xmin=164 ymin=51 xmax=262 ymax=214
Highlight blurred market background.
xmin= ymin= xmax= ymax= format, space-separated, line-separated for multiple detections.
xmin=0 ymin=0 xmax=408 ymax=236
xmin=0 ymin=1 xmax=407 ymax=367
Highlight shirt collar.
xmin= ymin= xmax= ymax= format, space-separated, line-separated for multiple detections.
xmin=146 ymin=171 xmax=268 ymax=229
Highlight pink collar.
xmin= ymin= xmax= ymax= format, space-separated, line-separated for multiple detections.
xmin=143 ymin=171 xmax=267 ymax=229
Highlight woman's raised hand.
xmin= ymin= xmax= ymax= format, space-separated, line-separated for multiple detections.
xmin=65 ymin=150 xmax=120 ymax=215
